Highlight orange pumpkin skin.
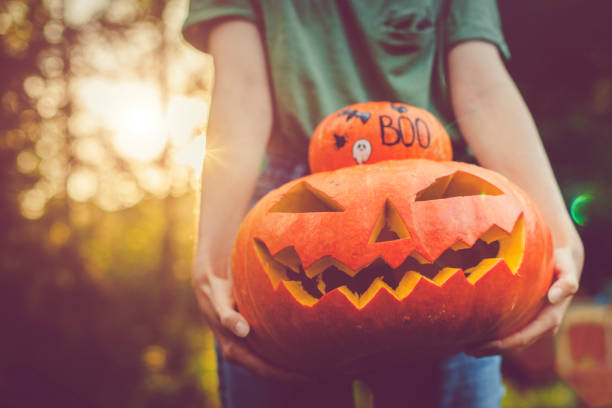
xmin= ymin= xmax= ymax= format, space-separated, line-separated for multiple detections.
xmin=232 ymin=160 xmax=553 ymax=375
xmin=309 ymin=102 xmax=453 ymax=173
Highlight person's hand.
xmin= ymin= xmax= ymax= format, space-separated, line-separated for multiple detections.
xmin=193 ymin=250 xmax=309 ymax=382
xmin=469 ymin=244 xmax=584 ymax=356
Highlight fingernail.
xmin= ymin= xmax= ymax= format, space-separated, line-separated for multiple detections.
xmin=549 ymin=287 xmax=563 ymax=303
xmin=235 ymin=321 xmax=249 ymax=337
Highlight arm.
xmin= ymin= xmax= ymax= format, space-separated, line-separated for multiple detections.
xmin=192 ymin=19 xmax=304 ymax=380
xmin=447 ymin=40 xmax=584 ymax=352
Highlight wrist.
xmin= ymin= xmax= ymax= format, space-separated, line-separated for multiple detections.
xmin=552 ymin=215 xmax=583 ymax=249
xmin=556 ymin=228 xmax=583 ymax=258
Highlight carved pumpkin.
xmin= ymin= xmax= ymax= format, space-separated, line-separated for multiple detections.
xmin=556 ymin=303 xmax=612 ymax=407
xmin=232 ymin=159 xmax=554 ymax=374
xmin=309 ymin=102 xmax=452 ymax=173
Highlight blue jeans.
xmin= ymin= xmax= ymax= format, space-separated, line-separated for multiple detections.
xmin=222 ymin=153 xmax=505 ymax=407
xmin=217 ymin=349 xmax=504 ymax=408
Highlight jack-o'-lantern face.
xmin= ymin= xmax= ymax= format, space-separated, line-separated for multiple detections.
xmin=232 ymin=160 xmax=553 ymax=374
xmin=309 ymin=102 xmax=453 ymax=173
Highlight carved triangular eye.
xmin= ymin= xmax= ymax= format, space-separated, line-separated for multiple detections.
xmin=270 ymin=182 xmax=345 ymax=213
xmin=415 ymin=171 xmax=503 ymax=201
xmin=370 ymin=200 xmax=410 ymax=243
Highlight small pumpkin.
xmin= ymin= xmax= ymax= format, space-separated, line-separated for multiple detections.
xmin=232 ymin=159 xmax=553 ymax=374
xmin=309 ymin=102 xmax=452 ymax=173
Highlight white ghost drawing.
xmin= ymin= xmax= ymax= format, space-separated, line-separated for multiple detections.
xmin=352 ymin=138 xmax=372 ymax=165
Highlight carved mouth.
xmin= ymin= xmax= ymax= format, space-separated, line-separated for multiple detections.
xmin=254 ymin=216 xmax=524 ymax=308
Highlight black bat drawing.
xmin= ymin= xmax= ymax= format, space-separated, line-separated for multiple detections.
xmin=338 ymin=109 xmax=371 ymax=124
xmin=333 ymin=133 xmax=347 ymax=149
xmin=390 ymin=102 xmax=408 ymax=113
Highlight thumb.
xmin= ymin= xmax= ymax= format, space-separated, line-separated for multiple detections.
xmin=548 ymin=249 xmax=579 ymax=304
xmin=218 ymin=306 xmax=250 ymax=338
xmin=208 ymin=274 xmax=251 ymax=337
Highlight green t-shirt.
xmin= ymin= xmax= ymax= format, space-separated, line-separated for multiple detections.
xmin=183 ymin=0 xmax=509 ymax=159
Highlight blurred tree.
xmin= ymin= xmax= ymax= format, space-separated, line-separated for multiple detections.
xmin=0 ymin=0 xmax=215 ymax=407
xmin=500 ymin=0 xmax=612 ymax=295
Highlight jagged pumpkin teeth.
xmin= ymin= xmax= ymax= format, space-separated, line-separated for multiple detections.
xmin=272 ymin=246 xmax=301 ymax=273
xmin=304 ymin=257 xmax=356 ymax=279
xmin=253 ymin=213 xmax=523 ymax=307
xmin=232 ymin=159 xmax=554 ymax=374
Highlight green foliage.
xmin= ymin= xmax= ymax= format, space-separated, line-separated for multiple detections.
xmin=0 ymin=2 xmax=217 ymax=406
xmin=0 ymin=194 xmax=215 ymax=408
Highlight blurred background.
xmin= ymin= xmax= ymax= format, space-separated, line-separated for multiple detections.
xmin=0 ymin=1 xmax=610 ymax=407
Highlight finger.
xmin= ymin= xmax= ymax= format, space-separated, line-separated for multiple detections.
xmin=196 ymin=276 xmax=251 ymax=338
xmin=548 ymin=249 xmax=579 ymax=304
xmin=209 ymin=274 xmax=250 ymax=337
xmin=216 ymin=333 xmax=311 ymax=383
xmin=470 ymin=298 xmax=571 ymax=356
